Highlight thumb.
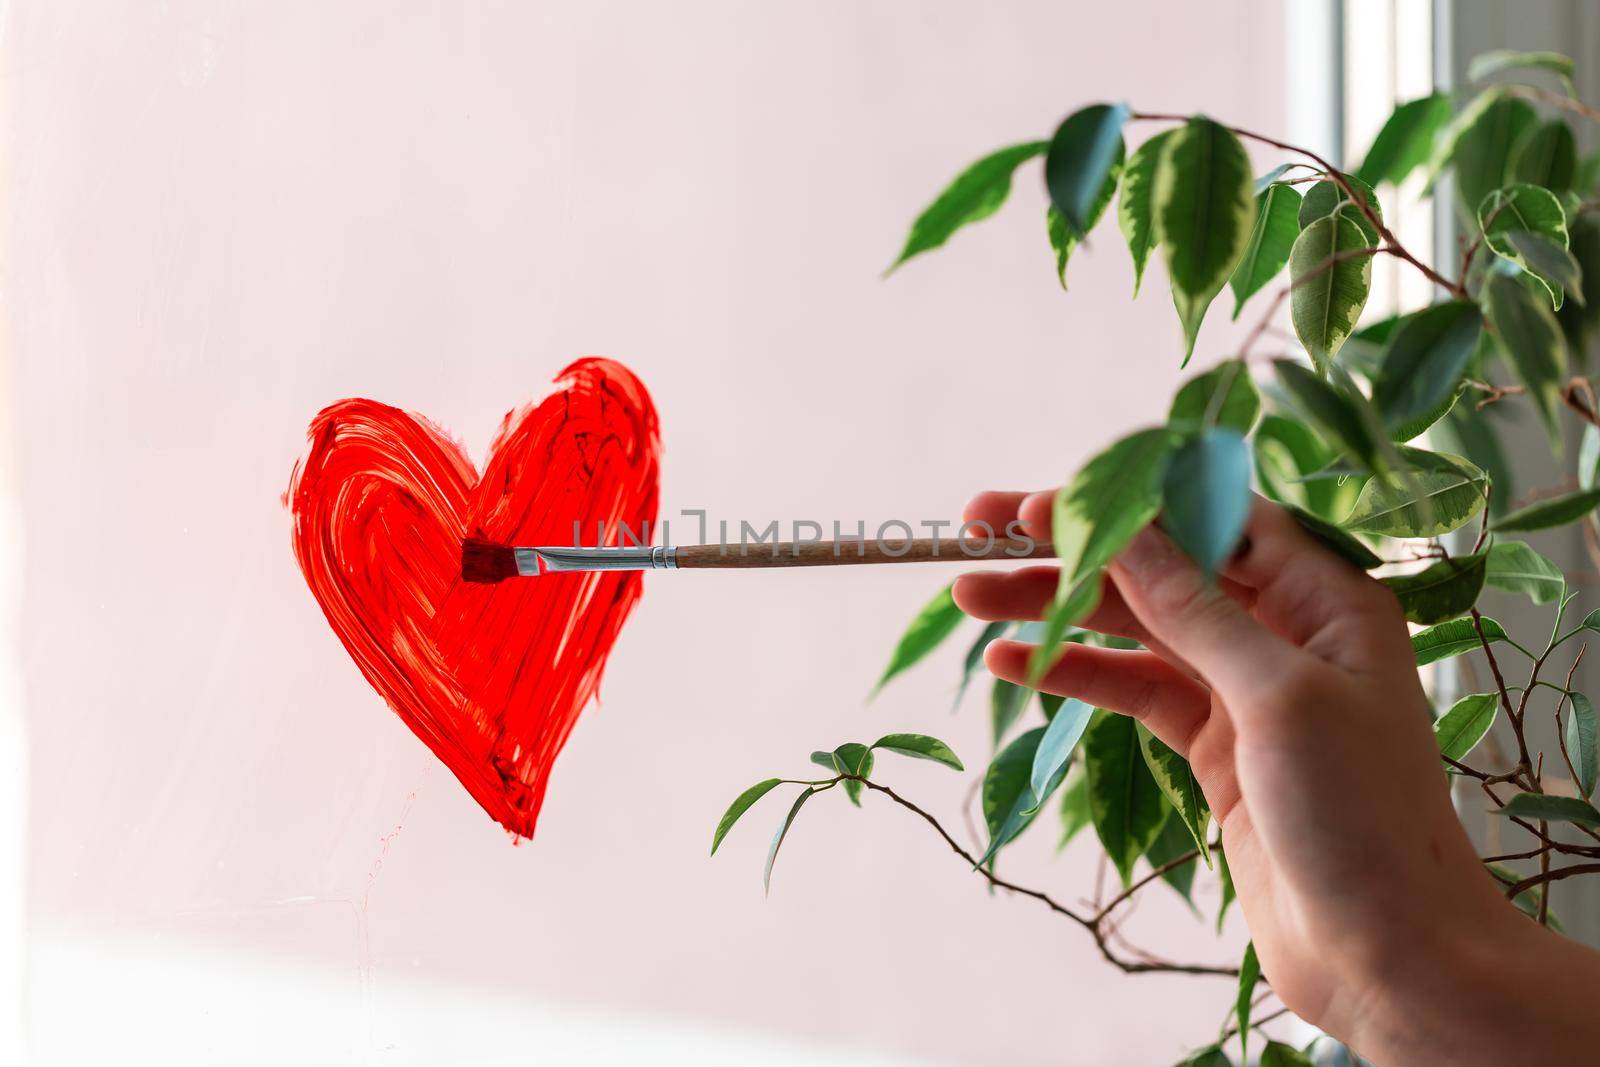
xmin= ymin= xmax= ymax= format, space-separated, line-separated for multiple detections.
xmin=1109 ymin=525 xmax=1311 ymax=699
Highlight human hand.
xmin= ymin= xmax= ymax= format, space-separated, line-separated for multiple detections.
xmin=954 ymin=490 xmax=1600 ymax=1065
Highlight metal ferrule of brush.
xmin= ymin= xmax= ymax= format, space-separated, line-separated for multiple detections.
xmin=517 ymin=545 xmax=678 ymax=575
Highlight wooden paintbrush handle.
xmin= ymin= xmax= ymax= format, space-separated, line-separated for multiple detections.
xmin=673 ymin=537 xmax=1053 ymax=569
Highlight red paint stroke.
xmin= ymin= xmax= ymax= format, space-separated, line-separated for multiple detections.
xmin=288 ymin=358 xmax=660 ymax=839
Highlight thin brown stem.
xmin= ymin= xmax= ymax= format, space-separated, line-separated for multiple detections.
xmin=854 ymin=779 xmax=1238 ymax=978
xmin=1481 ymin=846 xmax=1551 ymax=864
xmin=1095 ymin=847 xmax=1202 ymax=922
xmin=1505 ymin=862 xmax=1600 ymax=901
xmin=1504 ymin=84 xmax=1600 ymax=124
xmin=1472 ymin=608 xmax=1530 ymax=778
xmin=1129 ymin=112 xmax=1467 ymax=297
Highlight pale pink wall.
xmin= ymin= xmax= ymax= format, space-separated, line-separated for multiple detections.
xmin=10 ymin=2 xmax=1286 ymax=1063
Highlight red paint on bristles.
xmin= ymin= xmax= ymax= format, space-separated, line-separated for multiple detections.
xmin=461 ymin=537 xmax=520 ymax=584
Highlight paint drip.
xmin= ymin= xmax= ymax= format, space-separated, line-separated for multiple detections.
xmin=288 ymin=358 xmax=661 ymax=839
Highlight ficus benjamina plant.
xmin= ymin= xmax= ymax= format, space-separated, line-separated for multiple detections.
xmin=712 ymin=50 xmax=1600 ymax=1066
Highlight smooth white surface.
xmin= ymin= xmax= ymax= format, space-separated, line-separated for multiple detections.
xmin=29 ymin=923 xmax=951 ymax=1067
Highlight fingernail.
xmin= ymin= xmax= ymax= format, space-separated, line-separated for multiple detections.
xmin=1115 ymin=526 xmax=1171 ymax=581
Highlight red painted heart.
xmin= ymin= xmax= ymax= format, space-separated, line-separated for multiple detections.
xmin=288 ymin=358 xmax=660 ymax=839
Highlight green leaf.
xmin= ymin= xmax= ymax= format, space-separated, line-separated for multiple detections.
xmin=1260 ymin=1041 xmax=1315 ymax=1067
xmin=1505 ymin=231 xmax=1585 ymax=311
xmin=1299 ymin=174 xmax=1383 ymax=245
xmin=1272 ymin=359 xmax=1389 ymax=475
xmin=1084 ymin=713 xmax=1167 ymax=887
xmin=1289 ymin=213 xmax=1374 ymax=373
xmin=1390 ymin=379 xmax=1468 ymax=447
xmin=1484 ymin=267 xmax=1568 ymax=447
xmin=1058 ymin=764 xmax=1093 ymax=849
xmin=1485 ymin=540 xmax=1564 ymax=603
xmin=1565 ymin=693 xmax=1598 ymax=799
xmin=1054 ymin=427 xmax=1177 ymax=588
xmin=1452 ymin=96 xmax=1538 ymax=217
xmin=1169 ymin=360 xmax=1261 ymax=435
xmin=991 ymin=677 xmax=1029 ymax=748
xmin=1357 ymin=92 xmax=1452 ymax=186
xmin=887 ymin=141 xmax=1048 ymax=272
xmin=711 ymin=778 xmax=784 ymax=856
xmin=1420 ymin=88 xmax=1503 ymax=191
xmin=1480 ymin=183 xmax=1568 ymax=256
xmin=1235 ymin=941 xmax=1261 ymax=1066
xmin=1288 ymin=506 xmax=1384 ymax=569
xmin=979 ymin=726 xmax=1070 ymax=867
xmin=1561 ymin=213 xmax=1600 ymax=349
xmin=1138 ymin=725 xmax=1211 ymax=864
xmin=1495 ymin=791 xmax=1600 ymax=829
xmin=1046 ymin=148 xmax=1122 ymax=290
xmin=829 ymin=743 xmax=874 ymax=807
xmin=1510 ymin=119 xmax=1578 ymax=190
xmin=1045 ymin=103 xmax=1130 ymax=238
xmin=1038 ymin=690 xmax=1065 ymax=721
xmin=1027 ymin=698 xmax=1094 ymax=815
xmin=1434 ymin=692 xmax=1500 ymax=764
xmin=1382 ymin=552 xmax=1488 ymax=624
xmin=1229 ymin=183 xmax=1302 ymax=317
xmin=956 ymin=619 xmax=1008 ymax=708
xmin=873 ymin=584 xmax=964 ymax=695
xmin=1343 ymin=447 xmax=1486 ymax=537
xmin=1253 ymin=414 xmax=1361 ymax=520
xmin=1185 ymin=1047 xmax=1235 ymax=1067
xmin=1216 ymin=845 xmax=1236 ymax=933
xmin=1480 ymin=183 xmax=1571 ymax=309
xmin=1584 ymin=425 xmax=1600 ymax=491
xmin=1412 ymin=616 xmax=1507 ymax=665
xmin=1492 ymin=487 xmax=1600 ymax=532
xmin=1161 ymin=429 xmax=1253 ymax=578
xmin=1045 ymin=208 xmax=1073 ymax=289
xmin=1117 ymin=131 xmax=1173 ymax=297
xmin=1031 ymin=428 xmax=1176 ymax=684
xmin=1435 ymin=404 xmax=1515 ymax=517
xmin=1468 ymin=49 xmax=1576 ymax=92
xmin=871 ymin=732 xmax=964 ymax=772
xmin=764 ymin=786 xmax=816 ymax=894
xmin=1153 ymin=117 xmax=1255 ymax=361
xmin=1145 ymin=811 xmax=1201 ymax=904
xmin=1371 ymin=302 xmax=1483 ymax=434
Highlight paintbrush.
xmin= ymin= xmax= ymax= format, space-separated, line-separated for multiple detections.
xmin=461 ymin=536 xmax=1054 ymax=582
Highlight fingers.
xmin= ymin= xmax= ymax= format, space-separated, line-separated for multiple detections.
xmin=985 ymin=639 xmax=1210 ymax=755
xmin=1108 ymin=525 xmax=1311 ymax=700
xmin=961 ymin=489 xmax=1053 ymax=541
xmin=1017 ymin=490 xmax=1052 ymax=540
xmin=955 ymin=569 xmax=1198 ymax=679
xmin=1221 ymin=498 xmax=1410 ymax=675
xmin=951 ymin=566 xmax=1057 ymax=621
xmin=954 ymin=565 xmax=1257 ymax=677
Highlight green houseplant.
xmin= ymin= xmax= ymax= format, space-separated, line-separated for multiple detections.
xmin=713 ymin=49 xmax=1600 ymax=1066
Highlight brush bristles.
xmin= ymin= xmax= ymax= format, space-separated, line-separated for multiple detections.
xmin=461 ymin=538 xmax=521 ymax=584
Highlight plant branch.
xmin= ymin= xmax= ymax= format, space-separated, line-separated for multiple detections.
xmin=1094 ymin=846 xmax=1202 ymax=922
xmin=1129 ymin=112 xmax=1467 ymax=297
xmin=1504 ymin=862 xmax=1600 ymax=901
xmin=1472 ymin=608 xmax=1531 ymax=780
xmin=853 ymin=778 xmax=1238 ymax=978
xmin=1504 ymin=84 xmax=1600 ymax=124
